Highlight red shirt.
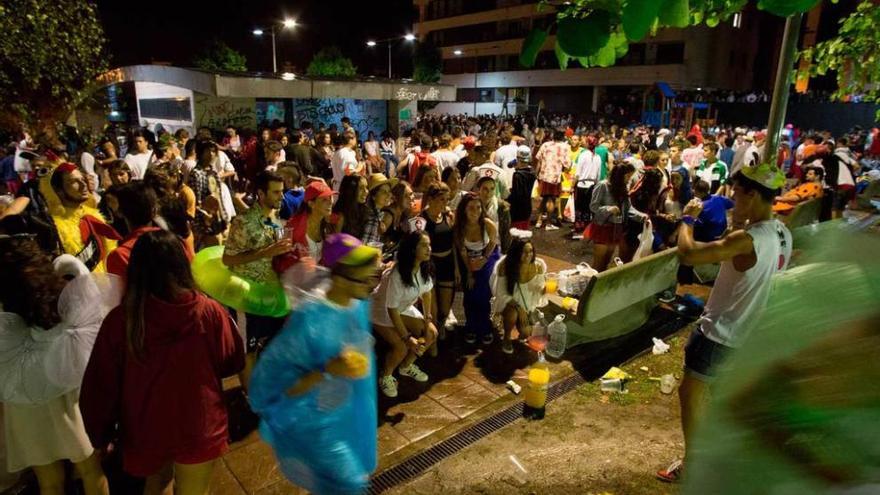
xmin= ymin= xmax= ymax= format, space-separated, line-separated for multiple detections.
xmin=106 ymin=226 xmax=194 ymax=281
xmin=80 ymin=291 xmax=245 ymax=476
xmin=105 ymin=226 xmax=161 ymax=279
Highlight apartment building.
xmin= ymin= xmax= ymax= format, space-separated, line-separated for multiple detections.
xmin=413 ymin=0 xmax=784 ymax=116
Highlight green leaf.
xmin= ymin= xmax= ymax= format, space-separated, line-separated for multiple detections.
xmin=706 ymin=14 xmax=720 ymax=27
xmin=554 ymin=41 xmax=571 ymax=70
xmin=658 ymin=0 xmax=690 ymax=28
xmin=622 ymin=0 xmax=661 ymax=42
xmin=595 ymin=42 xmax=618 ymax=67
xmin=519 ymin=28 xmax=548 ymax=68
xmin=757 ymin=0 xmax=821 ymax=17
xmin=576 ymin=56 xmax=592 ymax=68
xmin=556 ymin=10 xmax=612 ymax=58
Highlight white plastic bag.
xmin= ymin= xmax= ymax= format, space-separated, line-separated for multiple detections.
xmin=563 ymin=196 xmax=575 ymax=223
xmin=652 ymin=337 xmax=670 ymax=355
xmin=632 ymin=219 xmax=654 ymax=261
xmin=557 ymin=263 xmax=597 ymax=296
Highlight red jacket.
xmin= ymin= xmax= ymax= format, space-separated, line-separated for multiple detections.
xmin=80 ymin=291 xmax=245 ymax=476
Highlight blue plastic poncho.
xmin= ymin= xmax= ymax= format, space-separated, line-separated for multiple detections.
xmin=248 ymin=295 xmax=377 ymax=494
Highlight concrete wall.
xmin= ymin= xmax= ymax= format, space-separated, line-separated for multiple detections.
xmin=426 ymin=102 xmax=519 ymax=116
xmin=442 ymin=64 xmax=689 ymax=89
xmin=194 ymin=94 xmax=257 ymax=130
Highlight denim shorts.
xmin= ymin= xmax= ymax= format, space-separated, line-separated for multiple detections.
xmin=684 ymin=328 xmax=733 ymax=382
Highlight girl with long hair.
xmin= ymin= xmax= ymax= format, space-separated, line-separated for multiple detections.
xmin=442 ymin=165 xmax=465 ymax=212
xmin=490 ymin=235 xmax=547 ymax=354
xmin=380 ymin=181 xmax=415 ymax=254
xmin=331 ymin=175 xmax=369 ymax=239
xmin=585 ymin=161 xmax=647 ymax=271
xmin=362 ymin=174 xmax=395 ymax=249
xmin=286 ymin=181 xmax=335 ymax=262
xmin=420 ymin=183 xmax=458 ymax=341
xmin=454 ymin=194 xmax=500 ymax=345
xmin=0 ymin=237 xmax=117 ymax=495
xmin=371 ymin=231 xmax=438 ymax=398
xmin=81 ymin=230 xmax=244 ymax=495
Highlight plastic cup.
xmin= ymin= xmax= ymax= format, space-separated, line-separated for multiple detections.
xmin=544 ymin=275 xmax=558 ymax=294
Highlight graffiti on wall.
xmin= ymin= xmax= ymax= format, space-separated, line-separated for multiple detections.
xmin=256 ymin=101 xmax=286 ymax=125
xmin=194 ymin=94 xmax=256 ymax=130
xmin=292 ymin=99 xmax=387 ymax=137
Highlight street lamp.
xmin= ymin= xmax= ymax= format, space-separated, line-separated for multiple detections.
xmin=252 ymin=18 xmax=297 ymax=73
xmin=365 ymin=34 xmax=416 ymax=79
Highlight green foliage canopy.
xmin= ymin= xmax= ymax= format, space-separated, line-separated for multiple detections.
xmin=0 ymin=0 xmax=107 ymax=132
xmin=193 ymin=40 xmax=248 ymax=73
xmin=306 ymin=46 xmax=357 ymax=78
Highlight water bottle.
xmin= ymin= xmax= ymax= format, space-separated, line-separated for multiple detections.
xmin=526 ymin=310 xmax=548 ymax=352
xmin=545 ymin=314 xmax=567 ymax=359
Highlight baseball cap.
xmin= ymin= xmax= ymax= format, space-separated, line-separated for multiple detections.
xmin=516 ymin=145 xmax=532 ymax=163
xmin=304 ymin=181 xmax=335 ymax=202
xmin=321 ymin=233 xmax=380 ymax=269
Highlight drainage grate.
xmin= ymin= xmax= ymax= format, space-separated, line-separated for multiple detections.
xmin=368 ymin=371 xmax=586 ymax=494
xmin=369 ymin=315 xmax=686 ymax=493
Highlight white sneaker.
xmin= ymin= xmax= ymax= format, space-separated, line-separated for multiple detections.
xmin=380 ymin=375 xmax=398 ymax=398
xmin=445 ymin=312 xmax=458 ymax=330
xmin=399 ymin=364 xmax=429 ymax=382
xmin=545 ymin=224 xmax=560 ymax=231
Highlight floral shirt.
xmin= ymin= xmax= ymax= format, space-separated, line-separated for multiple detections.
xmin=536 ymin=141 xmax=571 ymax=184
xmin=224 ymin=206 xmax=280 ymax=283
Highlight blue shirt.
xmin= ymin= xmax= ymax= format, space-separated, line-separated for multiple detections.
xmin=695 ymin=194 xmax=734 ymax=242
xmin=0 ymin=156 xmax=15 ymax=181
xmin=279 ymin=188 xmax=304 ymax=220
xmin=719 ymin=147 xmax=735 ymax=170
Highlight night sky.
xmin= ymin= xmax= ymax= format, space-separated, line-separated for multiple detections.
xmin=95 ymin=0 xmax=417 ymax=77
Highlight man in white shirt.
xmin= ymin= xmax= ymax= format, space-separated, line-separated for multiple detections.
xmin=492 ymin=130 xmax=519 ymax=193
xmin=431 ymin=133 xmax=460 ymax=173
xmin=331 ymin=131 xmax=361 ymax=191
xmin=657 ymin=163 xmax=792 ymax=483
xmin=123 ymin=130 xmax=154 ymax=180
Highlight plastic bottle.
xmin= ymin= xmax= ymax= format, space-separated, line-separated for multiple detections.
xmin=545 ymin=314 xmax=567 ymax=359
xmin=526 ymin=310 xmax=548 ymax=352
xmin=523 ymin=353 xmax=550 ymax=420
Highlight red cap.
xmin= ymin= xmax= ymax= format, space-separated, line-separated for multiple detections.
xmin=55 ymin=162 xmax=78 ymax=174
xmin=304 ymin=181 xmax=335 ymax=202
xmin=463 ymin=136 xmax=476 ymax=149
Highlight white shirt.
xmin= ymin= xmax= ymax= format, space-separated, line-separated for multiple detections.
xmin=431 ymin=149 xmax=460 ymax=172
xmin=331 ymin=147 xmax=358 ymax=191
xmin=493 ymin=142 xmax=519 ymax=192
xmin=698 ymin=219 xmax=792 ymax=347
xmin=370 ymin=268 xmax=433 ymax=327
xmin=124 ymin=151 xmax=153 ymax=180
xmin=213 ymin=150 xmax=235 ymax=176
xmin=574 ymin=148 xmax=601 ymax=186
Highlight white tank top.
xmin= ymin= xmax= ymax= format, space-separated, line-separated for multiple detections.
xmin=698 ymin=219 xmax=792 ymax=348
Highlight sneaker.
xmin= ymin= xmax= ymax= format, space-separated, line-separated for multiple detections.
xmin=502 ymin=339 xmax=514 ymax=354
xmin=545 ymin=224 xmax=560 ymax=231
xmin=445 ymin=312 xmax=458 ymax=331
xmin=465 ymin=332 xmax=477 ymax=344
xmin=380 ymin=375 xmax=398 ymax=398
xmin=399 ymin=364 xmax=429 ymax=382
xmin=481 ymin=333 xmax=494 ymax=345
xmin=656 ymin=459 xmax=684 ymax=483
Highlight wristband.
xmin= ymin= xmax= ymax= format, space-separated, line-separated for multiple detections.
xmin=682 ymin=215 xmax=696 ymax=226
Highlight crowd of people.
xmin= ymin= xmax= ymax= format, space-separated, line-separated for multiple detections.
xmin=0 ymin=110 xmax=878 ymax=494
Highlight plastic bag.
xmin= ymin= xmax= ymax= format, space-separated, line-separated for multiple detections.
xmin=563 ymin=196 xmax=575 ymax=223
xmin=248 ymin=295 xmax=377 ymax=494
xmin=652 ymin=337 xmax=670 ymax=355
xmin=558 ymin=262 xmax=598 ymax=296
xmin=632 ymin=219 xmax=654 ymax=261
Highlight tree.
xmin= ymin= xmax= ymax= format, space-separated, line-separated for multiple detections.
xmin=519 ymin=0 xmax=823 ymax=70
xmin=0 ymin=0 xmax=107 ymax=136
xmin=799 ymin=1 xmax=880 ymax=119
xmin=413 ymin=41 xmax=443 ymax=83
xmin=193 ymin=40 xmax=248 ymax=73
xmin=306 ymin=46 xmax=357 ymax=78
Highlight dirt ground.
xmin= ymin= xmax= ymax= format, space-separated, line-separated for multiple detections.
xmin=386 ymin=328 xmax=693 ymax=495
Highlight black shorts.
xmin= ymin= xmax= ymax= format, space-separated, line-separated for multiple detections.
xmin=245 ymin=313 xmax=286 ymax=353
xmin=432 ymin=254 xmax=455 ymax=284
xmin=832 ymin=187 xmax=855 ymax=211
xmin=684 ymin=328 xmax=733 ymax=382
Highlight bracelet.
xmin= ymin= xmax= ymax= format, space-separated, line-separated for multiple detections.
xmin=682 ymin=215 xmax=696 ymax=226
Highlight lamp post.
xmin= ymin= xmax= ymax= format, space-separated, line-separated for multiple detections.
xmin=366 ymin=33 xmax=416 ymax=79
xmin=253 ymin=18 xmax=297 ymax=73
xmin=453 ymin=49 xmax=478 ymax=116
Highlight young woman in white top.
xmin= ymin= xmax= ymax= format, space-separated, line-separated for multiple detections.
xmin=454 ymin=194 xmax=500 ymax=345
xmin=0 ymin=243 xmax=119 ymax=495
xmin=371 ymin=230 xmax=438 ymax=398
xmin=490 ymin=233 xmax=547 ymax=354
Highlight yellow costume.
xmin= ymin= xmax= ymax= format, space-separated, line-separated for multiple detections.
xmin=40 ymin=162 xmax=118 ymax=273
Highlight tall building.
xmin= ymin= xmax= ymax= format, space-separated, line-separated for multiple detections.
xmin=413 ymin=0 xmax=784 ymax=117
